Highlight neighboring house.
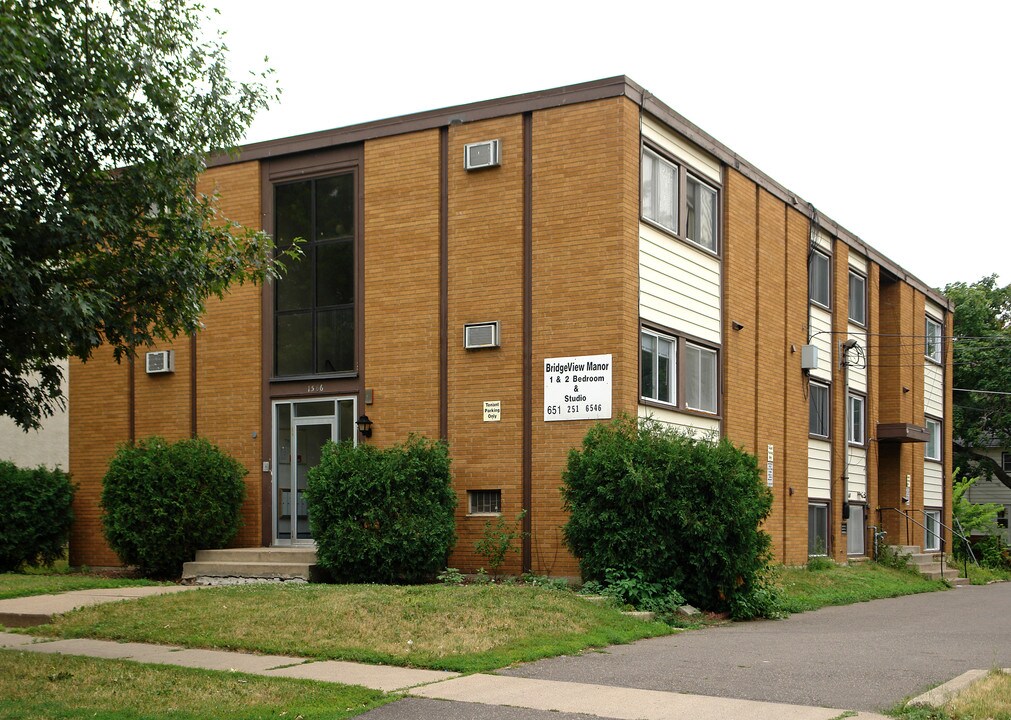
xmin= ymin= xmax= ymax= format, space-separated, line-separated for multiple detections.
xmin=965 ymin=445 xmax=1011 ymax=543
xmin=68 ymin=77 xmax=953 ymax=574
xmin=0 ymin=359 xmax=69 ymax=471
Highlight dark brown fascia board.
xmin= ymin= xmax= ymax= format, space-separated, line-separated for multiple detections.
xmin=213 ymin=74 xmax=950 ymax=311
xmin=210 ymin=75 xmax=631 ymax=165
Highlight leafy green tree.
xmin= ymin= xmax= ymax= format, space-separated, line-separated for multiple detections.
xmin=945 ymin=276 xmax=1011 ymax=489
xmin=0 ymin=0 xmax=287 ymax=430
xmin=951 ymin=473 xmax=1000 ymax=536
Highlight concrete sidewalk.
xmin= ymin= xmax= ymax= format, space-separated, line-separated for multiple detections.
xmin=0 ymin=630 xmax=889 ymax=719
xmin=0 ymin=585 xmax=198 ymax=627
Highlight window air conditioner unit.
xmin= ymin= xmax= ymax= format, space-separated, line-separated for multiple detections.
xmin=145 ymin=350 xmax=175 ymax=374
xmin=464 ymin=139 xmax=501 ymax=170
xmin=464 ymin=322 xmax=500 ymax=350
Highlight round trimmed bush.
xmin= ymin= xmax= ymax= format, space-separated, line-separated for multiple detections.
xmin=0 ymin=461 xmax=74 ymax=572
xmin=562 ymin=415 xmax=774 ymax=616
xmin=306 ymin=435 xmax=456 ymax=584
xmin=101 ymin=436 xmax=246 ymax=578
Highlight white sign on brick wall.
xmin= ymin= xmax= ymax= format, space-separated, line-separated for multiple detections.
xmin=543 ymin=354 xmax=612 ymax=422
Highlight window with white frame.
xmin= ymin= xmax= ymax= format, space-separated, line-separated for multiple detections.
xmin=848 ymin=271 xmax=866 ymax=326
xmin=925 ymin=418 xmax=941 ymax=461
xmin=848 ymin=393 xmax=865 ymax=445
xmin=809 ymin=250 xmax=830 ymax=308
xmin=847 ymin=505 xmax=866 ymax=555
xmin=641 ymin=147 xmax=677 ymax=233
xmin=810 ymin=381 xmax=830 ymax=438
xmin=641 ymin=329 xmax=675 ymax=404
xmin=686 ymin=175 xmax=717 ymax=252
xmin=809 ymin=503 xmax=829 ymax=556
xmin=924 ymin=509 xmax=941 ymax=551
xmin=685 ymin=343 xmax=718 ymax=413
xmin=468 ymin=489 xmax=501 ymax=515
xmin=925 ymin=316 xmax=942 ymax=363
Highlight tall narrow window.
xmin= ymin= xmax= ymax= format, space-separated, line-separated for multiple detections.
xmin=809 ymin=503 xmax=829 ymax=556
xmin=641 ymin=147 xmax=677 ymax=233
xmin=274 ymin=174 xmax=355 ymax=377
xmin=809 ymin=250 xmax=830 ymax=308
xmin=924 ymin=509 xmax=941 ymax=551
xmin=685 ymin=343 xmax=717 ymax=413
xmin=686 ymin=176 xmax=717 ymax=252
xmin=641 ymin=329 xmax=675 ymax=404
xmin=809 ymin=381 xmax=830 ymax=438
xmin=925 ymin=418 xmax=941 ymax=461
xmin=848 ymin=271 xmax=866 ymax=325
xmin=925 ymin=316 xmax=942 ymax=363
xmin=848 ymin=393 xmax=865 ymax=445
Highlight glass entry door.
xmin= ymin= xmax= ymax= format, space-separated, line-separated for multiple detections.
xmin=273 ymin=398 xmax=355 ymax=545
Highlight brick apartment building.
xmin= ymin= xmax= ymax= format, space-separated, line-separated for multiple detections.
xmin=69 ymin=76 xmax=953 ymax=575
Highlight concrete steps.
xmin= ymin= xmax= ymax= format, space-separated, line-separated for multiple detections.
xmin=182 ymin=547 xmax=323 ymax=584
xmin=895 ymin=545 xmax=965 ymax=583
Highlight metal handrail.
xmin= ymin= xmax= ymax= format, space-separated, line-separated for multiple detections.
xmin=878 ymin=506 xmax=977 ymax=579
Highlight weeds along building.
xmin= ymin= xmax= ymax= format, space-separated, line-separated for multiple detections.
xmin=69 ymin=76 xmax=953 ymax=575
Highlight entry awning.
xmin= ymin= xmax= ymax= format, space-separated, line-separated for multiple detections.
xmin=876 ymin=422 xmax=930 ymax=443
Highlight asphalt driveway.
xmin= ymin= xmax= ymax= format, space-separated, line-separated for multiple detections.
xmin=501 ymin=582 xmax=1011 ymax=713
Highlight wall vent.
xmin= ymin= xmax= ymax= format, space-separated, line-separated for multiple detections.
xmin=464 ymin=322 xmax=500 ymax=349
xmin=464 ymin=139 xmax=501 ymax=170
xmin=145 ymin=350 xmax=175 ymax=374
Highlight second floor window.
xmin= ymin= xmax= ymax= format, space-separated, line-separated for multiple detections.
xmin=925 ymin=316 xmax=942 ymax=363
xmin=810 ymin=381 xmax=830 ymax=438
xmin=641 ymin=147 xmax=677 ymax=234
xmin=848 ymin=271 xmax=866 ymax=325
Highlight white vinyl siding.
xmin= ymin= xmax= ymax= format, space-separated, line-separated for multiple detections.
xmin=924 ymin=363 xmax=944 ymax=418
xmin=846 ymin=330 xmax=867 ymax=393
xmin=924 ymin=464 xmax=944 ymax=507
xmin=808 ymin=439 xmax=832 ymax=500
xmin=809 ymin=306 xmax=833 ymax=380
xmin=641 ymin=115 xmax=721 ymax=184
xmin=638 ymin=405 xmax=720 ymax=438
xmin=847 ymin=447 xmax=867 ymax=500
xmin=639 ymin=223 xmax=721 ymax=344
xmin=848 ymin=252 xmax=868 ymax=275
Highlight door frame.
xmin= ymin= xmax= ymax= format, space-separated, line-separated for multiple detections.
xmin=270 ymin=396 xmax=357 ymax=546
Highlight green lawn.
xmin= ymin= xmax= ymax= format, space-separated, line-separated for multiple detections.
xmin=776 ymin=562 xmax=949 ymax=614
xmin=0 ymin=648 xmax=392 ymax=720
xmin=0 ymin=571 xmax=162 ymax=600
xmin=31 ymin=583 xmax=675 ymax=673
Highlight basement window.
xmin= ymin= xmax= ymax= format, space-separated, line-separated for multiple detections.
xmin=468 ymin=489 xmax=501 ymax=516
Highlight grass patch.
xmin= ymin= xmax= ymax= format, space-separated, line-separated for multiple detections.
xmin=962 ymin=563 xmax=1011 ymax=585
xmin=0 ymin=648 xmax=390 ymax=719
xmin=894 ymin=669 xmax=1011 ymax=720
xmin=777 ymin=562 xmax=948 ymax=613
xmin=32 ymin=583 xmax=674 ymax=673
xmin=0 ymin=571 xmax=162 ymax=600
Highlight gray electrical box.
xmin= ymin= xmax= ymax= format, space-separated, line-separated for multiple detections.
xmin=800 ymin=345 xmax=819 ymax=370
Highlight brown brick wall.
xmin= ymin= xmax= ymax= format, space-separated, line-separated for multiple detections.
xmin=69 ymin=161 xmax=264 ymax=566
xmin=68 ymin=347 xmax=131 ymax=566
xmin=363 ymin=130 xmax=442 ymax=445
xmin=444 ymin=117 xmax=525 ymax=573
xmin=723 ymin=170 xmax=812 ymax=565
xmin=194 ymin=162 xmax=263 ymax=548
xmin=529 ymin=97 xmax=640 ymax=578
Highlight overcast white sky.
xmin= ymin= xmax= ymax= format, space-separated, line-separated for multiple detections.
xmin=209 ymin=0 xmax=1008 ymax=291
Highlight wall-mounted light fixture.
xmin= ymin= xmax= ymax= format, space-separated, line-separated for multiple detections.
xmin=355 ymin=415 xmax=373 ymax=439
xmin=731 ymin=321 xmax=745 ymax=331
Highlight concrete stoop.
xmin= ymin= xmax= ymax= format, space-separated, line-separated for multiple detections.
xmin=896 ymin=545 xmax=965 ymax=583
xmin=181 ymin=547 xmax=324 ymax=585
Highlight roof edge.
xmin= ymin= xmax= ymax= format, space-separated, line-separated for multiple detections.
xmin=212 ymin=75 xmax=949 ymax=310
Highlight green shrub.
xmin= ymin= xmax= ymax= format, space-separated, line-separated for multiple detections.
xmin=306 ymin=435 xmax=455 ymax=584
xmin=0 ymin=461 xmax=74 ymax=572
xmin=101 ymin=437 xmax=246 ymax=578
xmin=598 ymin=568 xmax=686 ymax=617
xmin=474 ymin=511 xmax=526 ymax=579
xmin=562 ymin=415 xmax=774 ymax=617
